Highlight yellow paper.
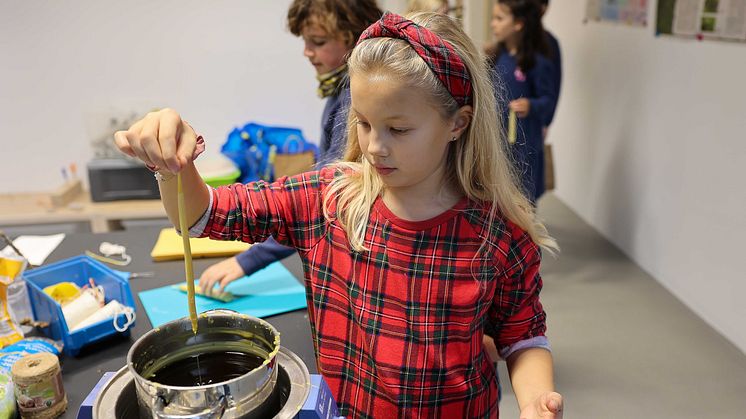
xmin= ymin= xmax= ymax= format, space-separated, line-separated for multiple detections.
xmin=150 ymin=228 xmax=251 ymax=262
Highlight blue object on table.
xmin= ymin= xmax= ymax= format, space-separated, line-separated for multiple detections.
xmin=77 ymin=372 xmax=340 ymax=419
xmin=23 ymin=255 xmax=136 ymax=356
xmin=222 ymin=122 xmax=318 ymax=183
xmin=300 ymin=374 xmax=342 ymax=419
xmin=76 ymin=371 xmax=116 ymax=419
xmin=138 ymin=261 xmax=307 ymax=327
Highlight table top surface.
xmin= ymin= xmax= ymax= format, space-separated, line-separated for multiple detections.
xmin=34 ymin=228 xmax=315 ymax=419
xmin=0 ymin=192 xmax=166 ymax=225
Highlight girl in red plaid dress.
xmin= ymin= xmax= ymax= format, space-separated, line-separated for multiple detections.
xmin=116 ymin=11 xmax=563 ymax=419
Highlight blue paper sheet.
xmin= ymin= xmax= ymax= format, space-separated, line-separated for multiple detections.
xmin=138 ymin=262 xmax=307 ymax=327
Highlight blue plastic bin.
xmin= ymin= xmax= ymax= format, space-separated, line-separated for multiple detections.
xmin=23 ymin=255 xmax=136 ymax=356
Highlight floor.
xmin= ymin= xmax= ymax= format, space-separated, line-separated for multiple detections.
xmin=494 ymin=194 xmax=746 ymax=418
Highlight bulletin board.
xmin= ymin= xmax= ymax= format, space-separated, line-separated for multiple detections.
xmin=656 ymin=0 xmax=746 ymax=43
xmin=585 ymin=0 xmax=650 ymax=27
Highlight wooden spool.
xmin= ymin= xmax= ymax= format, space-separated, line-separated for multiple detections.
xmin=11 ymin=353 xmax=67 ymax=419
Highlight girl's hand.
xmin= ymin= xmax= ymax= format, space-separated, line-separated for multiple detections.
xmin=114 ymin=108 xmax=201 ymax=175
xmin=519 ymin=391 xmax=563 ymax=419
xmin=509 ymin=98 xmax=531 ymax=118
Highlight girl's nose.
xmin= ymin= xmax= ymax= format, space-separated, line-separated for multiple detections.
xmin=366 ymin=130 xmax=389 ymax=157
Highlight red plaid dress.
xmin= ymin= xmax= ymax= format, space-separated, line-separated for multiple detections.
xmin=198 ymin=167 xmax=547 ymax=418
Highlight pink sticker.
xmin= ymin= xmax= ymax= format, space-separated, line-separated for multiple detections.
xmin=514 ymin=68 xmax=526 ymax=82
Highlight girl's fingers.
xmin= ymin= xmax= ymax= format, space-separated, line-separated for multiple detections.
xmin=128 ymin=132 xmax=156 ymax=168
xmin=124 ymin=116 xmax=157 ymax=168
xmin=113 ymin=109 xmax=196 ymax=170
xmin=175 ymin=120 xmax=198 ymax=167
xmin=113 ymin=131 xmax=136 ymax=157
xmin=545 ymin=392 xmax=563 ymax=414
xmin=157 ymin=109 xmax=183 ymax=173
xmin=140 ymin=114 xmax=170 ymax=172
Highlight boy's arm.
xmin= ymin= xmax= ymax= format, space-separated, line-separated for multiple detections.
xmin=235 ymin=237 xmax=296 ymax=275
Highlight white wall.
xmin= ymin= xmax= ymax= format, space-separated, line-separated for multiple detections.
xmin=0 ymin=0 xmax=323 ymax=193
xmin=543 ymin=3 xmax=746 ymax=353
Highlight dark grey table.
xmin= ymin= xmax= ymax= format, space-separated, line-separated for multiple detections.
xmin=40 ymin=229 xmax=316 ymax=418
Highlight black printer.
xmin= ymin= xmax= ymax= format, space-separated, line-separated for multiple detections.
xmin=87 ymin=159 xmax=160 ymax=202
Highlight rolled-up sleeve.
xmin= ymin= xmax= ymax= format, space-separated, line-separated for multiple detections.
xmin=187 ymin=185 xmax=214 ymax=237
xmin=487 ymin=228 xmax=549 ymax=357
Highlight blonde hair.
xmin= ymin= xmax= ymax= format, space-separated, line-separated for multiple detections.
xmin=323 ymin=12 xmax=557 ymax=253
xmin=406 ymin=0 xmax=449 ymax=14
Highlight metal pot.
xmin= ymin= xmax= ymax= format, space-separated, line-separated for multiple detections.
xmin=127 ymin=310 xmax=280 ymax=419
xmin=94 ymin=347 xmax=311 ymax=419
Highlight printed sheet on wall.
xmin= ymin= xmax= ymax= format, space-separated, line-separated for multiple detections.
xmin=656 ymin=0 xmax=746 ymax=43
xmin=586 ymin=0 xmax=650 ymax=26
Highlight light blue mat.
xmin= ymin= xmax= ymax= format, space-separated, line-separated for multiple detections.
xmin=138 ymin=262 xmax=307 ymax=327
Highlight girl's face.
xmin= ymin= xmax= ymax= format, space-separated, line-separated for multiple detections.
xmin=350 ymin=74 xmax=469 ymax=198
xmin=490 ymin=3 xmax=523 ymax=43
xmin=301 ymin=22 xmax=350 ymax=75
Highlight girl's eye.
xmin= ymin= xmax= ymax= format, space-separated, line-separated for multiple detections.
xmin=391 ymin=127 xmax=410 ymax=135
xmin=312 ymin=39 xmax=326 ymax=46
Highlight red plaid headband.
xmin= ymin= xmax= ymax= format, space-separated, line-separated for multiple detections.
xmin=356 ymin=12 xmax=472 ymax=107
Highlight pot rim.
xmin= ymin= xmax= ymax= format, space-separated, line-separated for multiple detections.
xmin=126 ymin=311 xmax=281 ymax=391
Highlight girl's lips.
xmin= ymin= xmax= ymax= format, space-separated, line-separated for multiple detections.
xmin=375 ymin=166 xmax=395 ymax=176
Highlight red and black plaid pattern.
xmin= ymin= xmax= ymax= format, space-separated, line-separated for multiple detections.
xmin=201 ymin=168 xmax=546 ymax=418
xmin=357 ymin=12 xmax=473 ymax=106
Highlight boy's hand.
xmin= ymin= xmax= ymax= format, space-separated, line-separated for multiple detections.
xmin=520 ymin=391 xmax=563 ymax=419
xmin=198 ymin=257 xmax=245 ymax=296
xmin=114 ymin=108 xmax=200 ymax=175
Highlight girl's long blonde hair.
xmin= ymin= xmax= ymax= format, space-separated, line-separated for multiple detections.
xmin=323 ymin=12 xmax=557 ymax=253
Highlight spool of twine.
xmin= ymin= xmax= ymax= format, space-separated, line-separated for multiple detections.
xmin=11 ymin=353 xmax=67 ymax=419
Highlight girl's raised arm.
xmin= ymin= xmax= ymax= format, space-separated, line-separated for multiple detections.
xmin=114 ymin=109 xmax=210 ymax=230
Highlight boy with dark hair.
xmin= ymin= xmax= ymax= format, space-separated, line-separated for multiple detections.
xmin=198 ymin=0 xmax=383 ymax=295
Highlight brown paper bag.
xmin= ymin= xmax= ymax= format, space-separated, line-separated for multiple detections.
xmin=544 ymin=143 xmax=555 ymax=191
xmin=273 ymin=151 xmax=316 ymax=179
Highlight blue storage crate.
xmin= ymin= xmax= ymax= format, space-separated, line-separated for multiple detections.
xmin=23 ymin=255 xmax=136 ymax=356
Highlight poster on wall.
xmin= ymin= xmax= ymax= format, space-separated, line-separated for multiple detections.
xmin=656 ymin=0 xmax=746 ymax=42
xmin=585 ymin=0 xmax=649 ymax=26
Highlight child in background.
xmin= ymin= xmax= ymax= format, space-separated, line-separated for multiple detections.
xmin=539 ymin=0 xmax=561 ymax=125
xmin=198 ymin=0 xmax=382 ymax=295
xmin=490 ymin=0 xmax=558 ymax=202
xmin=115 ymin=11 xmax=563 ymax=418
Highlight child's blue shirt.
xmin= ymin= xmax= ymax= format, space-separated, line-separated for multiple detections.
xmin=493 ymin=52 xmax=557 ymax=201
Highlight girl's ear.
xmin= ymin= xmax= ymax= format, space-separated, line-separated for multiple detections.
xmin=514 ymin=19 xmax=525 ymax=33
xmin=451 ymin=105 xmax=473 ymax=139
